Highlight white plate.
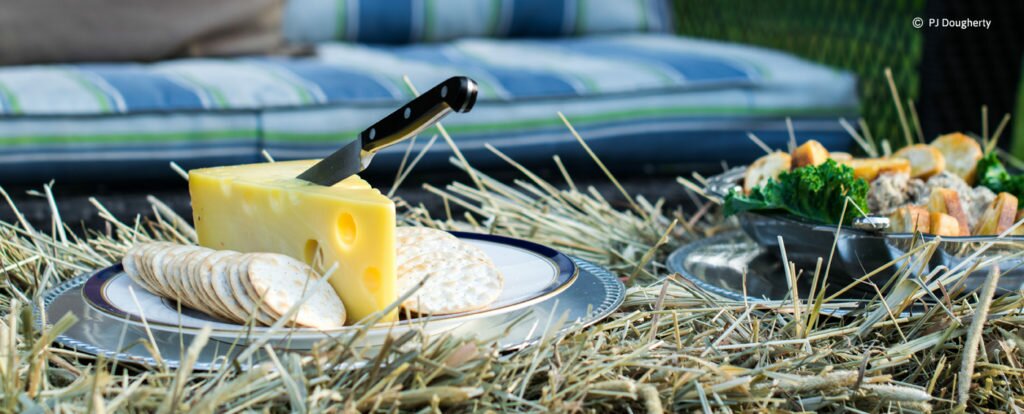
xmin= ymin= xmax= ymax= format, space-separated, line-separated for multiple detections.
xmin=81 ymin=232 xmax=577 ymax=349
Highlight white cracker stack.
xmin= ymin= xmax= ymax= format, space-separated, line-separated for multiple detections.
xmin=395 ymin=227 xmax=504 ymax=315
xmin=122 ymin=242 xmax=346 ymax=329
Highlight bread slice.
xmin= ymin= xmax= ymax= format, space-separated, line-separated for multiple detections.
xmin=929 ymin=212 xmax=962 ymax=237
xmin=931 ymin=132 xmax=983 ymax=185
xmin=893 ymin=144 xmax=946 ymax=179
xmin=829 ymin=152 xmax=854 ymax=162
xmin=974 ymin=192 xmax=1019 ymax=235
xmin=842 ymin=158 xmax=911 ymax=182
xmin=927 ymin=188 xmax=970 ymax=236
xmin=791 ymin=140 xmax=830 ymax=169
xmin=889 ymin=205 xmax=930 ymax=234
xmin=743 ymin=152 xmax=792 ymax=194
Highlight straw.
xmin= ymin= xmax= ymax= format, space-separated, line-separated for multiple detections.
xmin=0 ymin=101 xmax=1019 ymax=412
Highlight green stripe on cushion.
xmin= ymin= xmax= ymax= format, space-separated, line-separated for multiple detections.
xmin=637 ymin=0 xmax=649 ymax=31
xmin=575 ymin=0 xmax=587 ymax=34
xmin=263 ymin=104 xmax=858 ymax=143
xmin=0 ymin=81 xmax=21 ymax=114
xmin=423 ymin=0 xmax=436 ymax=40
xmin=262 ymin=130 xmax=363 ymax=143
xmin=488 ymin=0 xmax=502 ymax=36
xmin=437 ymin=104 xmax=858 ymax=134
xmin=176 ymin=74 xmax=229 ymax=108
xmin=262 ymin=69 xmax=315 ymax=105
xmin=64 ymin=70 xmax=112 ymax=113
xmin=334 ymin=0 xmax=347 ymax=39
xmin=0 ymin=129 xmax=255 ymax=147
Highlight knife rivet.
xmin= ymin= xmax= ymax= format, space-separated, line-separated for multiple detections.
xmin=369 ymin=128 xmax=376 ymax=139
xmin=403 ymin=107 xmax=411 ymax=119
xmin=440 ymin=86 xmax=448 ymax=98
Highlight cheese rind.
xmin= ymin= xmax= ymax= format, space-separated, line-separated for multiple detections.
xmin=189 ymin=160 xmax=396 ymax=323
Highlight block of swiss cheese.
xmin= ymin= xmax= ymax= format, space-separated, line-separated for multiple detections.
xmin=189 ymin=160 xmax=396 ymax=323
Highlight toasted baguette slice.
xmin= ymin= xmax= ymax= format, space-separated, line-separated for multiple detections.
xmin=1015 ymin=209 xmax=1024 ymax=236
xmin=927 ymin=188 xmax=970 ymax=236
xmin=829 ymin=152 xmax=854 ymax=162
xmin=929 ymin=212 xmax=962 ymax=237
xmin=841 ymin=158 xmax=911 ymax=182
xmin=893 ymin=144 xmax=946 ymax=179
xmin=974 ymin=192 xmax=1019 ymax=235
xmin=931 ymin=132 xmax=983 ymax=185
xmin=889 ymin=205 xmax=930 ymax=234
xmin=743 ymin=152 xmax=792 ymax=194
xmin=791 ymin=140 xmax=830 ymax=169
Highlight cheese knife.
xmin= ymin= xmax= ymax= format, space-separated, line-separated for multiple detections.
xmin=297 ymin=76 xmax=478 ymax=186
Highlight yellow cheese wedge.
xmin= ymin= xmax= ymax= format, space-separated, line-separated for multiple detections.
xmin=189 ymin=160 xmax=396 ymax=323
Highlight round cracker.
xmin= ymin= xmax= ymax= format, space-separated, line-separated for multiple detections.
xmin=189 ymin=249 xmax=229 ymax=319
xmin=163 ymin=246 xmax=193 ymax=307
xmin=146 ymin=243 xmax=179 ymax=299
xmin=161 ymin=245 xmax=203 ymax=306
xmin=122 ymin=244 xmax=156 ymax=293
xmin=246 ymin=254 xmax=346 ymax=329
xmin=135 ymin=242 xmax=171 ymax=297
xmin=228 ymin=254 xmax=277 ymax=326
xmin=236 ymin=260 xmax=287 ymax=326
xmin=209 ymin=252 xmax=250 ymax=324
xmin=141 ymin=242 xmax=177 ymax=297
xmin=245 ymin=254 xmax=314 ymax=321
xmin=194 ymin=250 xmax=238 ymax=320
xmin=397 ymin=243 xmax=503 ymax=315
xmin=396 ymin=226 xmax=462 ymax=264
xmin=135 ymin=243 xmax=171 ymax=294
xmin=178 ymin=249 xmax=214 ymax=312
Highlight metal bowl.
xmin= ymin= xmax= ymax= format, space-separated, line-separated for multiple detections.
xmin=705 ymin=167 xmax=1024 ymax=292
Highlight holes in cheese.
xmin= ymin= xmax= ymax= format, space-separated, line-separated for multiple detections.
xmin=303 ymin=239 xmax=322 ymax=265
xmin=338 ymin=213 xmax=357 ymax=245
xmin=189 ymin=160 xmax=397 ymax=323
xmin=363 ymin=267 xmax=382 ymax=292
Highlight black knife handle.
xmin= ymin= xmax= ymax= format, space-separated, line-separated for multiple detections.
xmin=360 ymin=76 xmax=478 ymax=153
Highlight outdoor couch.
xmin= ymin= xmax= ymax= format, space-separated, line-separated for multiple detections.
xmin=0 ymin=0 xmax=858 ymax=183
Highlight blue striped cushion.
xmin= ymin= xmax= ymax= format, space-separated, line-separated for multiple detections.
xmin=0 ymin=34 xmax=858 ymax=182
xmin=282 ymin=0 xmax=674 ymax=44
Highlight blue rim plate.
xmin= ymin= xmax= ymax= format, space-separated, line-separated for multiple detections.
xmin=79 ymin=231 xmax=578 ymax=342
xmin=37 ymin=255 xmax=622 ymax=369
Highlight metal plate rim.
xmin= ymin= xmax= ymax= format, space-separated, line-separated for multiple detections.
xmin=36 ymin=256 xmax=622 ymax=371
xmin=666 ymin=231 xmax=864 ymax=311
xmin=80 ymin=231 xmax=579 ymax=337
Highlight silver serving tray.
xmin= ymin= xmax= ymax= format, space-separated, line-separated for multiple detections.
xmin=705 ymin=167 xmax=1024 ymax=288
xmin=36 ymin=257 xmax=623 ymax=371
xmin=79 ymin=232 xmax=578 ymax=348
xmin=667 ymin=231 xmax=1024 ymax=312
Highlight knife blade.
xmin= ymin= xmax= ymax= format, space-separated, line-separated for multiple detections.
xmin=296 ymin=76 xmax=478 ymax=186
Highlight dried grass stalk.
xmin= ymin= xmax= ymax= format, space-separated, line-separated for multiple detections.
xmin=0 ymin=113 xmax=1018 ymax=412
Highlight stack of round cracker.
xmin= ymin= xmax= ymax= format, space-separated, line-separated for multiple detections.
xmin=395 ymin=227 xmax=504 ymax=315
xmin=122 ymin=242 xmax=346 ymax=329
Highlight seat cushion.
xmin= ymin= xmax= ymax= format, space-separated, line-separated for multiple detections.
xmin=282 ymin=0 xmax=674 ymax=45
xmin=0 ymin=34 xmax=858 ymax=183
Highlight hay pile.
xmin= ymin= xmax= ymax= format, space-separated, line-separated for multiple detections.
xmin=1 ymin=115 xmax=1022 ymax=413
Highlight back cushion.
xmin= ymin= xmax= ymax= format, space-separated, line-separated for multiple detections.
xmin=283 ymin=0 xmax=673 ymax=44
xmin=0 ymin=0 xmax=285 ymax=65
